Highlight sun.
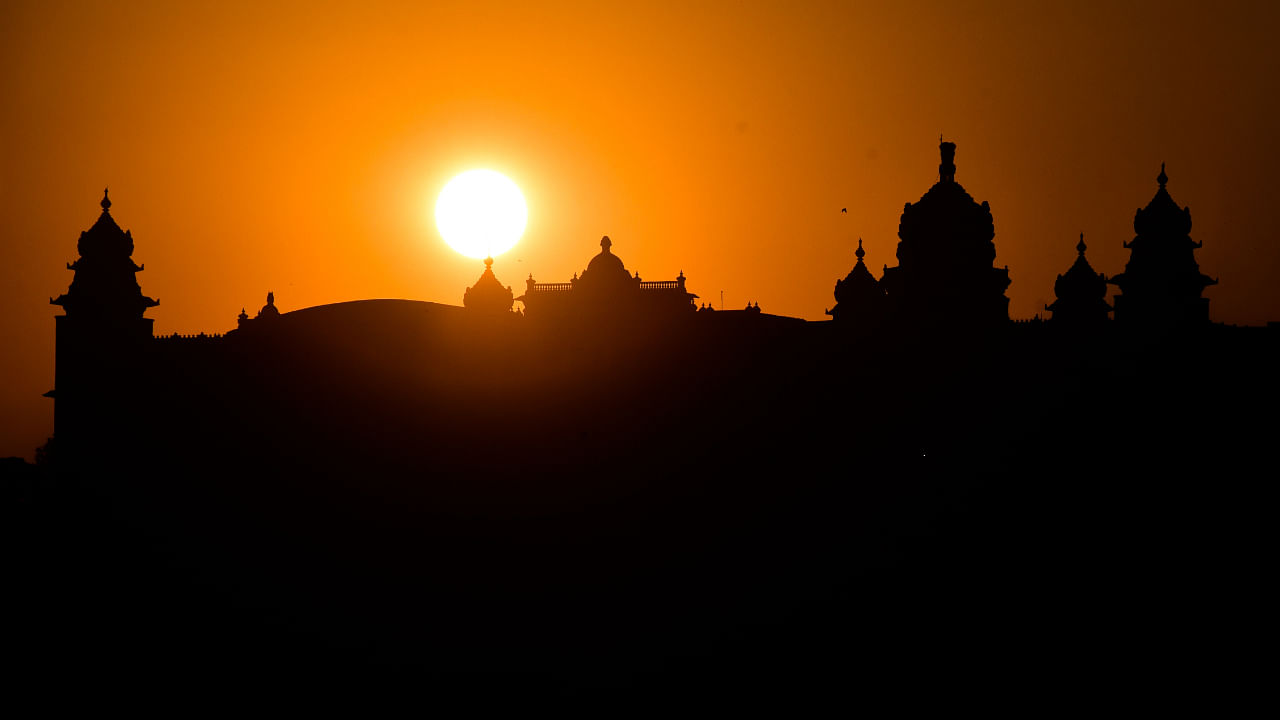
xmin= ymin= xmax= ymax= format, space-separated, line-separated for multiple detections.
xmin=435 ymin=169 xmax=528 ymax=260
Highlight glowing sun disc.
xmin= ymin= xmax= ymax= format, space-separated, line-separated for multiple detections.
xmin=435 ymin=169 xmax=527 ymax=259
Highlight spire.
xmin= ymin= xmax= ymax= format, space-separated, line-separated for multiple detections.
xmin=600 ymin=235 xmax=612 ymax=253
xmin=1157 ymin=162 xmax=1167 ymax=188
xmin=101 ymin=187 xmax=111 ymax=213
xmin=1076 ymin=232 xmax=1087 ymax=256
xmin=855 ymin=237 xmax=865 ymax=261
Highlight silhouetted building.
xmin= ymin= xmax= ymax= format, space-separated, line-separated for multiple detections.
xmin=827 ymin=238 xmax=884 ymax=328
xmin=233 ymin=292 xmax=283 ymax=332
xmin=1046 ymin=234 xmax=1111 ymax=325
xmin=463 ymin=257 xmax=515 ymax=313
xmin=1110 ymin=164 xmax=1216 ymax=327
xmin=517 ymin=236 xmax=697 ymax=319
xmin=880 ymin=141 xmax=1011 ymax=329
xmin=48 ymin=190 xmax=157 ymax=453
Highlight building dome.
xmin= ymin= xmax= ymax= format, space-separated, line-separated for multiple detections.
xmin=827 ymin=238 xmax=885 ymax=325
xmin=896 ymin=143 xmax=997 ymax=271
xmin=879 ymin=141 xmax=1010 ymax=328
xmin=583 ymin=236 xmax=630 ymax=282
xmin=1047 ymin=234 xmax=1110 ymax=324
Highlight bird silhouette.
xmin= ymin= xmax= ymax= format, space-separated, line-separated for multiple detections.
xmin=841 ymin=208 xmax=847 ymax=214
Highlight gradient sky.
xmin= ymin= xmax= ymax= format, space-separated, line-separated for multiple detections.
xmin=3 ymin=0 xmax=1279 ymax=458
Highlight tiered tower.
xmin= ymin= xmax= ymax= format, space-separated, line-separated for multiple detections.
xmin=49 ymin=190 xmax=158 ymax=455
xmin=1110 ymin=165 xmax=1216 ymax=326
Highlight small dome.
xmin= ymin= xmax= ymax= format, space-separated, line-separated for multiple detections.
xmin=258 ymin=292 xmax=280 ymax=318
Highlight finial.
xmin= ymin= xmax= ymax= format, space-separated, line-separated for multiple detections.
xmin=1157 ymin=162 xmax=1168 ymax=188
xmin=1076 ymin=232 xmax=1087 ymax=256
xmin=855 ymin=237 xmax=865 ymax=261
xmin=266 ymin=291 xmax=275 ymax=307
xmin=101 ymin=187 xmax=111 ymax=212
xmin=484 ymin=256 xmax=493 ymax=267
xmin=938 ymin=140 xmax=957 ymax=182
xmin=600 ymin=235 xmax=612 ymax=252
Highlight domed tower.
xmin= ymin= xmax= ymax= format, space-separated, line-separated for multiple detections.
xmin=49 ymin=190 xmax=159 ymax=458
xmin=51 ymin=189 xmax=158 ymax=326
xmin=463 ymin=257 xmax=515 ymax=313
xmin=827 ymin=238 xmax=885 ymax=327
xmin=1046 ymin=233 xmax=1111 ymax=325
xmin=1110 ymin=165 xmax=1216 ymax=327
xmin=879 ymin=141 xmax=1011 ymax=330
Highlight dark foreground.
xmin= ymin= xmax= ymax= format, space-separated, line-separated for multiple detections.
xmin=5 ymin=310 xmax=1276 ymax=703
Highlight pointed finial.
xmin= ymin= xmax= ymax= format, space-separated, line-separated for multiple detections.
xmin=1157 ymin=162 xmax=1167 ymax=187
xmin=484 ymin=256 xmax=493 ymax=267
xmin=600 ymin=235 xmax=612 ymax=252
xmin=1076 ymin=232 xmax=1087 ymax=256
xmin=101 ymin=187 xmax=111 ymax=212
xmin=855 ymin=237 xmax=865 ymax=261
xmin=266 ymin=291 xmax=275 ymax=307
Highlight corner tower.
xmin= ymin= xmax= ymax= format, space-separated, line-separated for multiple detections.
xmin=49 ymin=190 xmax=158 ymax=456
xmin=1110 ymin=165 xmax=1216 ymax=327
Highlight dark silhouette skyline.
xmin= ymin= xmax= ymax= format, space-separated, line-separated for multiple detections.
xmin=7 ymin=139 xmax=1277 ymax=699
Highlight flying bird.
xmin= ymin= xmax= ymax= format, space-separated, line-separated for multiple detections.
xmin=841 ymin=208 xmax=847 ymax=214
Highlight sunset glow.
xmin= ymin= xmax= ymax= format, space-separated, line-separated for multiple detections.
xmin=435 ymin=169 xmax=527 ymax=260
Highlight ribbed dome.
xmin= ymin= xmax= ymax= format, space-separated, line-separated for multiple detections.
xmin=896 ymin=144 xmax=996 ymax=270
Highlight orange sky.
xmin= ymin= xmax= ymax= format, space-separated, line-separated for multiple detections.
xmin=3 ymin=0 xmax=1279 ymax=459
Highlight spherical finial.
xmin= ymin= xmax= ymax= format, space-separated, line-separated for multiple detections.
xmin=1076 ymin=232 xmax=1087 ymax=256
xmin=484 ymin=256 xmax=494 ymax=268
xmin=854 ymin=237 xmax=865 ymax=261
xmin=1157 ymin=162 xmax=1168 ymax=188
xmin=101 ymin=187 xmax=111 ymax=212
xmin=600 ymin=235 xmax=612 ymax=252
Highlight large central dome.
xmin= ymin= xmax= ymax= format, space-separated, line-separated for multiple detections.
xmin=579 ymin=235 xmax=633 ymax=289
xmin=879 ymin=141 xmax=1010 ymax=328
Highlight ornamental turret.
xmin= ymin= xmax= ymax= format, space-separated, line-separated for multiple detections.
xmin=51 ymin=188 xmax=158 ymax=325
xmin=827 ymin=238 xmax=885 ymax=327
xmin=463 ymin=257 xmax=515 ymax=313
xmin=1046 ymin=233 xmax=1111 ymax=325
xmin=879 ymin=141 xmax=1011 ymax=330
xmin=1110 ymin=164 xmax=1216 ymax=326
